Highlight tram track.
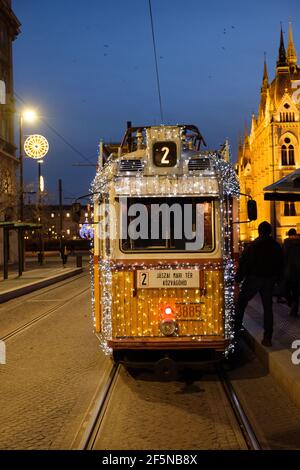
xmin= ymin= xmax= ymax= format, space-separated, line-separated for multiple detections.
xmin=75 ymin=363 xmax=261 ymax=450
xmin=219 ymin=369 xmax=261 ymax=450
xmin=0 ymin=274 xmax=90 ymax=342
xmin=72 ymin=363 xmax=120 ymax=450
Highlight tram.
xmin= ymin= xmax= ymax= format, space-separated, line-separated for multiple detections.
xmin=92 ymin=124 xmax=241 ymax=374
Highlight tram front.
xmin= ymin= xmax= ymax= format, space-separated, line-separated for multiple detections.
xmin=92 ymin=125 xmax=239 ymax=369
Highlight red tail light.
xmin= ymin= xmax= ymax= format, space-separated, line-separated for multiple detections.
xmin=164 ymin=306 xmax=173 ymax=315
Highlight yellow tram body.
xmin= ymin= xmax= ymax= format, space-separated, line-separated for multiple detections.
xmin=92 ymin=125 xmax=239 ymax=363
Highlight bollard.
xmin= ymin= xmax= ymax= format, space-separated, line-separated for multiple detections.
xmin=38 ymin=252 xmax=44 ymax=266
xmin=76 ymin=255 xmax=82 ymax=268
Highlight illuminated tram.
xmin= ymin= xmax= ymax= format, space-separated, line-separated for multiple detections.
xmin=92 ymin=124 xmax=241 ymax=374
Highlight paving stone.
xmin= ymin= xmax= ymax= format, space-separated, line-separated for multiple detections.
xmin=0 ymin=274 xmax=110 ymax=450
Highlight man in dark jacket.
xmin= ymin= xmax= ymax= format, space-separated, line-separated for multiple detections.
xmin=283 ymin=228 xmax=300 ymax=317
xmin=235 ymin=221 xmax=283 ymax=347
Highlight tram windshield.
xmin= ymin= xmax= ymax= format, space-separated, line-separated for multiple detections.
xmin=120 ymin=197 xmax=214 ymax=253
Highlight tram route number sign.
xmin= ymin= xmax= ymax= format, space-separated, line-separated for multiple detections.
xmin=153 ymin=141 xmax=177 ymax=167
xmin=137 ymin=269 xmax=199 ymax=289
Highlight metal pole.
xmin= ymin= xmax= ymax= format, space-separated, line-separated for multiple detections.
xmin=19 ymin=116 xmax=26 ymax=272
xmin=19 ymin=115 xmax=24 ymax=221
xmin=59 ymin=179 xmax=63 ymax=251
xmin=18 ymin=229 xmax=23 ymax=276
xmin=21 ymin=229 xmax=25 ymax=272
xmin=3 ymin=228 xmax=9 ymax=280
xmin=38 ymin=161 xmax=44 ymax=265
xmin=38 ymin=161 xmax=42 ymax=206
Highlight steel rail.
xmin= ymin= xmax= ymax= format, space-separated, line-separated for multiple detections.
xmin=1 ymin=284 xmax=90 ymax=342
xmin=73 ymin=363 xmax=120 ymax=450
xmin=219 ymin=370 xmax=261 ymax=450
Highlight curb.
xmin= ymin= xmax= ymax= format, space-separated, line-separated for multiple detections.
xmin=0 ymin=268 xmax=83 ymax=304
xmin=244 ymin=315 xmax=300 ymax=409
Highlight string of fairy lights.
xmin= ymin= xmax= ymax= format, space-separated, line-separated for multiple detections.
xmin=91 ymin=132 xmax=239 ymax=356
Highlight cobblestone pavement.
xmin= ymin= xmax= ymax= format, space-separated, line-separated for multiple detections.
xmin=0 ymin=273 xmax=87 ymax=338
xmin=92 ymin=367 xmax=247 ymax=450
xmin=1 ymin=274 xmax=300 ymax=450
xmin=229 ymin=342 xmax=300 ymax=450
xmin=0 ymin=274 xmax=112 ymax=449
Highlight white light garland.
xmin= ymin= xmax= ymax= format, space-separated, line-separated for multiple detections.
xmin=91 ymin=144 xmax=239 ymax=356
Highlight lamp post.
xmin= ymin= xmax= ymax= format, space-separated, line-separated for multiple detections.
xmin=37 ymin=159 xmax=44 ymax=264
xmin=19 ymin=109 xmax=38 ymax=221
xmin=23 ymin=133 xmax=49 ymax=266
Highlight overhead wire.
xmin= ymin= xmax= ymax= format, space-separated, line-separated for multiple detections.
xmin=14 ymin=92 xmax=95 ymax=164
xmin=148 ymin=0 xmax=164 ymax=123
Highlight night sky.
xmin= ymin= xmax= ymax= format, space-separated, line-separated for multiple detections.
xmin=13 ymin=0 xmax=300 ymax=203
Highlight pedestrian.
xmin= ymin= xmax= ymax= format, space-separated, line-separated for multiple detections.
xmin=61 ymin=244 xmax=69 ymax=267
xmin=283 ymin=228 xmax=300 ymax=317
xmin=235 ymin=221 xmax=283 ymax=347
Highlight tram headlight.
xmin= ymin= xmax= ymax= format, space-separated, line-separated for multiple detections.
xmin=160 ymin=319 xmax=177 ymax=337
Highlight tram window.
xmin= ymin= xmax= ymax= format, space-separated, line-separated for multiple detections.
xmin=120 ymin=197 xmax=214 ymax=253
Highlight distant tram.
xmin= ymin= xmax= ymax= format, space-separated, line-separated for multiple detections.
xmin=92 ymin=124 xmax=242 ymax=376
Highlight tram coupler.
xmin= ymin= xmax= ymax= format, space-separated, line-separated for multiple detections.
xmin=154 ymin=355 xmax=178 ymax=381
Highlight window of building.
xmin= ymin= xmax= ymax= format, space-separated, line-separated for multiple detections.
xmin=284 ymin=202 xmax=297 ymax=216
xmin=281 ymin=144 xmax=295 ymax=166
xmin=280 ymin=112 xmax=295 ymax=122
xmin=281 ymin=145 xmax=288 ymax=165
xmin=288 ymin=145 xmax=295 ymax=165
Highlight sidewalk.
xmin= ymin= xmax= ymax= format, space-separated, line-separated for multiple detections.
xmin=0 ymin=255 xmax=87 ymax=303
xmin=244 ymin=296 xmax=300 ymax=408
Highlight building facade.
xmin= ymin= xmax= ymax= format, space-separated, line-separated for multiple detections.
xmin=237 ymin=25 xmax=300 ymax=242
xmin=0 ymin=0 xmax=20 ymax=264
xmin=24 ymin=204 xmax=92 ymax=251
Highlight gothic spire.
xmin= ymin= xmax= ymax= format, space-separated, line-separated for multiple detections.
xmin=261 ymin=53 xmax=269 ymax=90
xmin=287 ymin=22 xmax=297 ymax=65
xmin=277 ymin=26 xmax=288 ymax=67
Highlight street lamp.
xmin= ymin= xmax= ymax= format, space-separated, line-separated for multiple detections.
xmin=23 ymin=133 xmax=49 ymax=266
xmin=19 ymin=108 xmax=38 ymax=221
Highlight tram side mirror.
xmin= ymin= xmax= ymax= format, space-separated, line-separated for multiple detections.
xmin=71 ymin=202 xmax=82 ymax=223
xmin=247 ymin=199 xmax=257 ymax=221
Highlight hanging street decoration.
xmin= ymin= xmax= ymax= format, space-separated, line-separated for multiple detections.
xmin=79 ymin=220 xmax=94 ymax=240
xmin=24 ymin=134 xmax=49 ymax=160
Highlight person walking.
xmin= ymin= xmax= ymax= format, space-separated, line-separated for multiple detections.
xmin=60 ymin=244 xmax=69 ymax=267
xmin=235 ymin=221 xmax=283 ymax=347
xmin=283 ymin=228 xmax=300 ymax=317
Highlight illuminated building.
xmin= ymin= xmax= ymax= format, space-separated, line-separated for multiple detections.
xmin=0 ymin=0 xmax=20 ymax=265
xmin=236 ymin=24 xmax=300 ymax=242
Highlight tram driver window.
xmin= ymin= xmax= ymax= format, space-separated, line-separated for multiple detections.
xmin=120 ymin=197 xmax=214 ymax=253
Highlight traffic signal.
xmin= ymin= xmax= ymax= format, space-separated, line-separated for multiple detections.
xmin=71 ymin=202 xmax=82 ymax=223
